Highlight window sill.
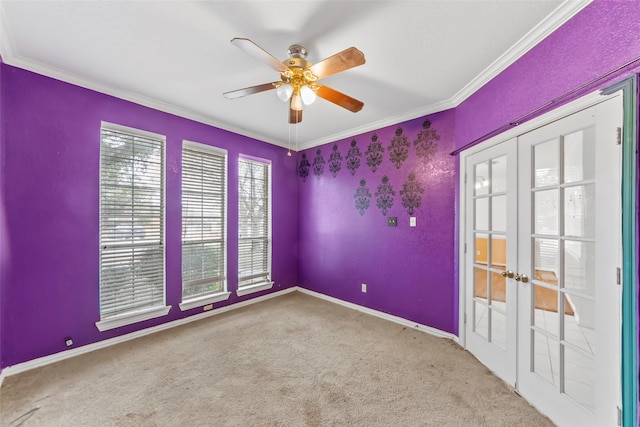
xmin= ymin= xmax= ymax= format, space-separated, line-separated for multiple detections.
xmin=96 ymin=305 xmax=171 ymax=332
xmin=179 ymin=292 xmax=231 ymax=311
xmin=236 ymin=281 xmax=274 ymax=297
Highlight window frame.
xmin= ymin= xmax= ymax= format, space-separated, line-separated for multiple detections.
xmin=179 ymin=140 xmax=230 ymax=311
xmin=96 ymin=122 xmax=170 ymax=331
xmin=237 ymin=155 xmax=273 ymax=296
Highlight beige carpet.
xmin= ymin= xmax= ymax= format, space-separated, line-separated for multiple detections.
xmin=0 ymin=291 xmax=552 ymax=426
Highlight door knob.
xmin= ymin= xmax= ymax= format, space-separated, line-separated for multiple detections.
xmin=501 ymin=270 xmax=515 ymax=278
xmin=515 ymin=274 xmax=529 ymax=283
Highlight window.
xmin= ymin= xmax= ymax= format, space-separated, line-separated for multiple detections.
xmin=180 ymin=141 xmax=229 ymax=310
xmin=97 ymin=123 xmax=169 ymax=331
xmin=237 ymin=156 xmax=273 ymax=295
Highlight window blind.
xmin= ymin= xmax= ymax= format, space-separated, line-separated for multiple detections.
xmin=238 ymin=158 xmax=272 ymax=288
xmin=99 ymin=126 xmax=165 ymax=319
xmin=182 ymin=142 xmax=227 ymax=300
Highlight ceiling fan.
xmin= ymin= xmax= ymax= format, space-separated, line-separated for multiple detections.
xmin=223 ymin=38 xmax=365 ymax=124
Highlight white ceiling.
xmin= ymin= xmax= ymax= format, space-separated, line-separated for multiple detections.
xmin=0 ymin=1 xmax=589 ymax=150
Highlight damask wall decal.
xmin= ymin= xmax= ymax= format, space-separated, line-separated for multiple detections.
xmin=312 ymin=149 xmax=325 ymax=178
xmin=365 ymin=133 xmax=385 ymax=173
xmin=413 ymin=120 xmax=440 ymax=163
xmin=400 ymin=171 xmax=424 ymax=215
xmin=345 ymin=139 xmax=362 ymax=176
xmin=298 ymin=153 xmax=310 ymax=182
xmin=328 ymin=143 xmax=343 ymax=178
xmin=354 ymin=179 xmax=372 ymax=216
xmin=388 ymin=127 xmax=410 ymax=169
xmin=375 ymin=175 xmax=395 ymax=216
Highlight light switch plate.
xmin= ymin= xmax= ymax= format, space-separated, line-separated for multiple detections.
xmin=410 ymin=217 xmax=416 ymax=227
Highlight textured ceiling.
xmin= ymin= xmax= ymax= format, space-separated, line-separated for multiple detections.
xmin=0 ymin=1 xmax=589 ymax=150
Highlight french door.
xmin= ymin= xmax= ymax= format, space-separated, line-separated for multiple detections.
xmin=463 ymin=95 xmax=622 ymax=427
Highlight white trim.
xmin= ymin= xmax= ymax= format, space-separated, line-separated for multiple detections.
xmin=180 ymin=140 xmax=229 ymax=305
xmin=100 ymin=121 xmax=166 ymax=142
xmin=297 ymin=288 xmax=457 ymax=341
xmin=182 ymin=140 xmax=227 ymax=156
xmin=457 ymin=89 xmax=620 ymax=352
xmin=236 ymin=281 xmax=274 ymax=297
xmin=0 ymin=2 xmax=590 ymax=152
xmin=95 ymin=305 xmax=171 ymax=332
xmin=459 ymin=90 xmax=608 ymax=157
xmin=179 ymin=292 xmax=231 ymax=311
xmin=2 ymin=287 xmax=297 ymax=383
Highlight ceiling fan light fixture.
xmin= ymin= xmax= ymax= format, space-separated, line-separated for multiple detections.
xmin=291 ymin=93 xmax=303 ymax=111
xmin=300 ymin=85 xmax=317 ymax=105
xmin=276 ymin=83 xmax=293 ymax=102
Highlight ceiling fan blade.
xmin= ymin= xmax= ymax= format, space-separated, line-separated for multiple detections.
xmin=223 ymin=82 xmax=279 ymax=99
xmin=230 ymin=38 xmax=290 ymax=73
xmin=289 ymin=107 xmax=303 ymax=124
xmin=308 ymin=47 xmax=365 ymax=79
xmin=316 ymin=85 xmax=364 ymax=112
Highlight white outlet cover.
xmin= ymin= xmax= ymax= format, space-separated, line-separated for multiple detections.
xmin=410 ymin=217 xmax=417 ymax=227
xmin=361 ymin=283 xmax=367 ymax=293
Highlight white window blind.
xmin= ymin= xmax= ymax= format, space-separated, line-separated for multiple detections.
xmin=99 ymin=125 xmax=165 ymax=320
xmin=182 ymin=142 xmax=227 ymax=301
xmin=238 ymin=157 xmax=272 ymax=289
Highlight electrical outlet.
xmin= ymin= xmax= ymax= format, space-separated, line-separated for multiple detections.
xmin=387 ymin=217 xmax=397 ymax=227
xmin=65 ymin=337 xmax=73 ymax=347
xmin=410 ymin=217 xmax=417 ymax=227
xmin=203 ymin=304 xmax=213 ymax=311
xmin=361 ymin=283 xmax=367 ymax=293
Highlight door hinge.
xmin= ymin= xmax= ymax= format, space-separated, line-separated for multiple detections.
xmin=464 ymin=313 xmax=467 ymax=324
xmin=617 ymin=406 xmax=622 ymax=426
xmin=617 ymin=267 xmax=622 ymax=285
xmin=617 ymin=127 xmax=622 ymax=145
xmin=464 ymin=173 xmax=467 ymax=184
xmin=464 ymin=243 xmax=467 ymax=254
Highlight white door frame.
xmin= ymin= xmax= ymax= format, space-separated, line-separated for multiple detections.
xmin=458 ymin=90 xmax=615 ymax=349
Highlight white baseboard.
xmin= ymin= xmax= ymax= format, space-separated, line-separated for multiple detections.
xmin=296 ymin=288 xmax=458 ymax=342
xmin=0 ymin=287 xmax=297 ymax=388
xmin=0 ymin=286 xmax=458 ymax=388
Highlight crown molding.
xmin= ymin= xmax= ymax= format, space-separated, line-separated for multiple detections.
xmin=0 ymin=0 xmax=591 ymax=152
xmin=296 ymin=98 xmax=456 ymax=151
xmin=449 ymin=0 xmax=592 ymax=107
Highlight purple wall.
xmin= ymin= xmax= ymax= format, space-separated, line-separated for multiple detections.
xmin=0 ymin=64 xmax=299 ymax=368
xmin=297 ymin=111 xmax=457 ymax=334
xmin=0 ymin=55 xmax=5 ymax=372
xmin=455 ymin=0 xmax=640 ymax=148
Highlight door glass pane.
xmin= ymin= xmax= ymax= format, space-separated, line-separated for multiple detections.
xmin=564 ymin=345 xmax=595 ymax=411
xmin=490 ymin=235 xmax=506 ymax=270
xmin=491 ymin=195 xmax=506 ymax=232
xmin=475 ymin=161 xmax=489 ymax=196
xmin=534 ymin=238 xmax=559 ymax=283
xmin=490 ymin=271 xmax=506 ymax=306
xmin=534 ymin=139 xmax=559 ymax=187
xmin=474 ymin=267 xmax=488 ymax=299
xmin=533 ymin=331 xmax=559 ymax=388
xmin=474 ymin=301 xmax=488 ymax=339
xmin=563 ymin=293 xmax=595 ymax=354
xmin=533 ymin=284 xmax=558 ymax=337
xmin=491 ymin=308 xmax=506 ymax=351
xmin=535 ymin=189 xmax=559 ymax=235
xmin=564 ymin=184 xmax=595 ymax=238
xmin=491 ymin=156 xmax=507 ymax=193
xmin=475 ymin=197 xmax=489 ymax=230
xmin=564 ymin=128 xmax=595 ymax=183
xmin=564 ymin=240 xmax=595 ymax=295
xmin=475 ymin=234 xmax=488 ymax=265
